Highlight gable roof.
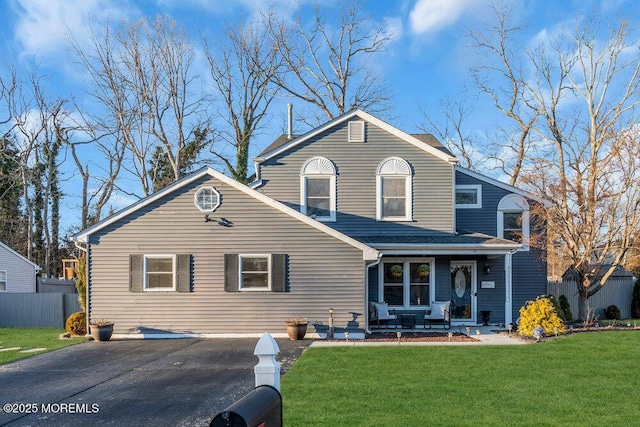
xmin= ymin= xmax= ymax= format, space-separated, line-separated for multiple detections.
xmin=0 ymin=241 xmax=40 ymax=271
xmin=254 ymin=109 xmax=459 ymax=165
xmin=455 ymin=166 xmax=550 ymax=207
xmin=72 ymin=167 xmax=379 ymax=261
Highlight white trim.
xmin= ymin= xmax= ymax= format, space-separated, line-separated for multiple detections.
xmin=505 ymin=253 xmax=513 ymax=325
xmin=376 ymin=157 xmax=413 ymax=221
xmin=256 ymin=110 xmax=459 ymax=165
xmin=450 ymin=261 xmax=477 ymax=324
xmin=72 ymin=167 xmax=379 ymax=261
xmin=378 ymin=257 xmax=435 ymax=309
xmin=455 ymin=166 xmax=549 ymax=206
xmin=238 ymin=254 xmax=272 ymax=291
xmin=300 ymin=157 xmax=336 ymax=222
xmin=0 ymin=242 xmax=40 ymax=271
xmin=348 ymin=120 xmax=365 ymax=142
xmin=455 ymin=185 xmax=482 ymax=209
xmin=143 ymin=254 xmax=177 ymax=292
xmin=194 ymin=186 xmax=221 ymax=212
xmin=497 ymin=194 xmax=530 ymax=251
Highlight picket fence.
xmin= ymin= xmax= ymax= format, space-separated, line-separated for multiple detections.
xmin=547 ymin=278 xmax=637 ymax=320
xmin=0 ymin=293 xmax=81 ymax=328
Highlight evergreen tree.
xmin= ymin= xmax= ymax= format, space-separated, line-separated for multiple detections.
xmin=0 ymin=137 xmax=27 ymax=252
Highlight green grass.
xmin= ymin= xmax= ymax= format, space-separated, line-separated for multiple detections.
xmin=0 ymin=328 xmax=86 ymax=365
xmin=282 ymin=331 xmax=640 ymax=426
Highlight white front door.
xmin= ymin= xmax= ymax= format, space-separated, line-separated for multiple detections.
xmin=450 ymin=261 xmax=477 ymax=323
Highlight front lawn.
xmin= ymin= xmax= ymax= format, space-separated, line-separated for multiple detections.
xmin=0 ymin=328 xmax=86 ymax=365
xmin=282 ymin=331 xmax=640 ymax=426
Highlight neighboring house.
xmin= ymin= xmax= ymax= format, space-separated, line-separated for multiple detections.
xmin=72 ymin=110 xmax=547 ymax=337
xmin=0 ymin=241 xmax=40 ymax=293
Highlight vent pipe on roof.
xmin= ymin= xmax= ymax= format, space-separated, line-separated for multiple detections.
xmin=287 ymin=103 xmax=293 ymax=139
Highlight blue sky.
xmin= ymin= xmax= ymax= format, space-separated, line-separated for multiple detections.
xmin=1 ymin=0 xmax=637 ymax=231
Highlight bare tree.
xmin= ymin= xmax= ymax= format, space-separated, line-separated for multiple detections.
xmin=71 ymin=15 xmax=209 ymax=198
xmin=263 ymin=0 xmax=395 ymax=124
xmin=204 ymin=20 xmax=280 ymax=184
xmin=518 ymin=16 xmax=640 ymax=320
xmin=469 ymin=5 xmax=540 ymax=186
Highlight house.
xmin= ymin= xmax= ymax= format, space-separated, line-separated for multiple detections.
xmin=0 ymin=241 xmax=40 ymax=293
xmin=72 ymin=110 xmax=547 ymax=337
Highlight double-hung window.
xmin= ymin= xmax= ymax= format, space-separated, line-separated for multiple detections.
xmin=300 ymin=157 xmax=336 ymax=221
xmin=144 ymin=255 xmax=176 ymax=291
xmin=0 ymin=270 xmax=6 ymax=292
xmin=376 ymin=157 xmax=412 ymax=221
xmin=239 ymin=255 xmax=271 ymax=291
xmin=497 ymin=194 xmax=530 ymax=250
xmin=381 ymin=259 xmax=434 ymax=308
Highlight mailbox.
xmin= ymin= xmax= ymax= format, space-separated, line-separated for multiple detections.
xmin=210 ymin=385 xmax=282 ymax=427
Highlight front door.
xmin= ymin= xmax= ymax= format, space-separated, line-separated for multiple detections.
xmin=450 ymin=262 xmax=477 ymax=323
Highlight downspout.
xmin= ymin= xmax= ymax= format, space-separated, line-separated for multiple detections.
xmin=74 ymin=241 xmax=89 ymax=335
xmin=364 ymin=254 xmax=383 ymax=333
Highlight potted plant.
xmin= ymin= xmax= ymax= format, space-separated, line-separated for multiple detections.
xmin=390 ymin=264 xmax=403 ymax=278
xmin=417 ymin=264 xmax=430 ymax=277
xmin=285 ymin=317 xmax=308 ymax=340
xmin=89 ymin=319 xmax=114 ymax=342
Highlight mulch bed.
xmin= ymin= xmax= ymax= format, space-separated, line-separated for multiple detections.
xmin=364 ymin=332 xmax=478 ymax=342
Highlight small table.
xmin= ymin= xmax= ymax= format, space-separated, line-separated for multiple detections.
xmin=401 ymin=313 xmax=416 ymax=329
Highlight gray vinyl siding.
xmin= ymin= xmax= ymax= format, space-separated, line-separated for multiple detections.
xmin=259 ymin=120 xmax=455 ymax=235
xmin=87 ymin=175 xmax=366 ymax=335
xmin=0 ymin=246 xmax=37 ymax=293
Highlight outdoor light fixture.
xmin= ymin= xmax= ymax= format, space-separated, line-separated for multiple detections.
xmin=483 ymin=264 xmax=491 ymax=274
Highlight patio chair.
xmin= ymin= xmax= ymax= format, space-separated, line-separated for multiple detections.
xmin=369 ymin=302 xmax=397 ymax=329
xmin=424 ymin=301 xmax=451 ymax=330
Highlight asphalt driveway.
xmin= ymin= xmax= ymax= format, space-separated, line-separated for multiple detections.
xmin=0 ymin=337 xmax=309 ymax=426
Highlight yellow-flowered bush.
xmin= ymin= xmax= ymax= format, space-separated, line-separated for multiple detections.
xmin=518 ymin=296 xmax=566 ymax=336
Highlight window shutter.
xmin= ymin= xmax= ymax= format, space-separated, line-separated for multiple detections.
xmin=130 ymin=255 xmax=143 ymax=292
xmin=272 ymin=254 xmax=287 ymax=292
xmin=224 ymin=254 xmax=239 ymax=292
xmin=176 ymin=254 xmax=192 ymax=292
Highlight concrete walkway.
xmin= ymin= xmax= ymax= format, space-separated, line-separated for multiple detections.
xmin=310 ymin=325 xmax=526 ymax=347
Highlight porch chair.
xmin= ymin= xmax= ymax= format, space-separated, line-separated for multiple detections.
xmin=369 ymin=302 xmax=397 ymax=329
xmin=424 ymin=301 xmax=451 ymax=330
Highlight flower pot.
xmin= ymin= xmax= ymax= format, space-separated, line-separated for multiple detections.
xmin=90 ymin=324 xmax=114 ymax=341
xmin=286 ymin=323 xmax=307 ymax=340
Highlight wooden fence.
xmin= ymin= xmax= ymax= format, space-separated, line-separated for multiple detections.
xmin=547 ymin=278 xmax=637 ymax=320
xmin=0 ymin=293 xmax=81 ymax=328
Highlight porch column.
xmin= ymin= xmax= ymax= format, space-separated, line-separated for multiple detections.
xmin=504 ymin=253 xmax=513 ymax=325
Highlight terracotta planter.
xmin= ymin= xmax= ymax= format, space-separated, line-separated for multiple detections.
xmin=90 ymin=324 xmax=114 ymax=341
xmin=286 ymin=323 xmax=308 ymax=340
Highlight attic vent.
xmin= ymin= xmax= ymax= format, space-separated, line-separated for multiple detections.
xmin=348 ymin=121 xmax=365 ymax=142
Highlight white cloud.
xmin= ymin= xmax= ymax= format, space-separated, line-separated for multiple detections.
xmin=409 ymin=0 xmax=474 ymax=35
xmin=12 ymin=0 xmax=134 ymax=60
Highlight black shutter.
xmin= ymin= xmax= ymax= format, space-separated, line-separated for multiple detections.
xmin=224 ymin=254 xmax=239 ymax=292
xmin=272 ymin=254 xmax=287 ymax=292
xmin=176 ymin=254 xmax=192 ymax=292
xmin=129 ymin=255 xmax=143 ymax=292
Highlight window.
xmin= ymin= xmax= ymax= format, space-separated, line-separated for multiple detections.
xmin=194 ymin=187 xmax=221 ymax=212
xmin=300 ymin=157 xmax=336 ymax=221
xmin=380 ymin=259 xmax=433 ymax=308
xmin=144 ymin=255 xmax=176 ymax=291
xmin=497 ymin=194 xmax=530 ymax=250
xmin=348 ymin=120 xmax=365 ymax=142
xmin=239 ymin=255 xmax=271 ymax=291
xmin=455 ymin=185 xmax=482 ymax=208
xmin=376 ymin=157 xmax=412 ymax=221
xmin=0 ymin=270 xmax=6 ymax=292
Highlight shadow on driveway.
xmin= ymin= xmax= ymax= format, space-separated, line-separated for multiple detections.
xmin=0 ymin=337 xmax=310 ymax=426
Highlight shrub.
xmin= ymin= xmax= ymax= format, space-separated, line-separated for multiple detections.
xmin=518 ymin=296 xmax=566 ymax=337
xmin=559 ymin=295 xmax=573 ymax=322
xmin=631 ymin=281 xmax=640 ymax=319
xmin=65 ymin=311 xmax=87 ymax=336
xmin=74 ymin=256 xmax=87 ymax=312
xmin=548 ymin=295 xmax=565 ymax=321
xmin=604 ymin=305 xmax=621 ymax=320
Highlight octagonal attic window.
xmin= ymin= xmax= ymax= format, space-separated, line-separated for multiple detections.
xmin=195 ymin=187 xmax=221 ymax=212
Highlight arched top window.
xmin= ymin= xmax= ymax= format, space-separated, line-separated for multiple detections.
xmin=376 ymin=157 xmax=412 ymax=221
xmin=497 ymin=194 xmax=529 ymax=250
xmin=300 ymin=157 xmax=336 ymax=221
